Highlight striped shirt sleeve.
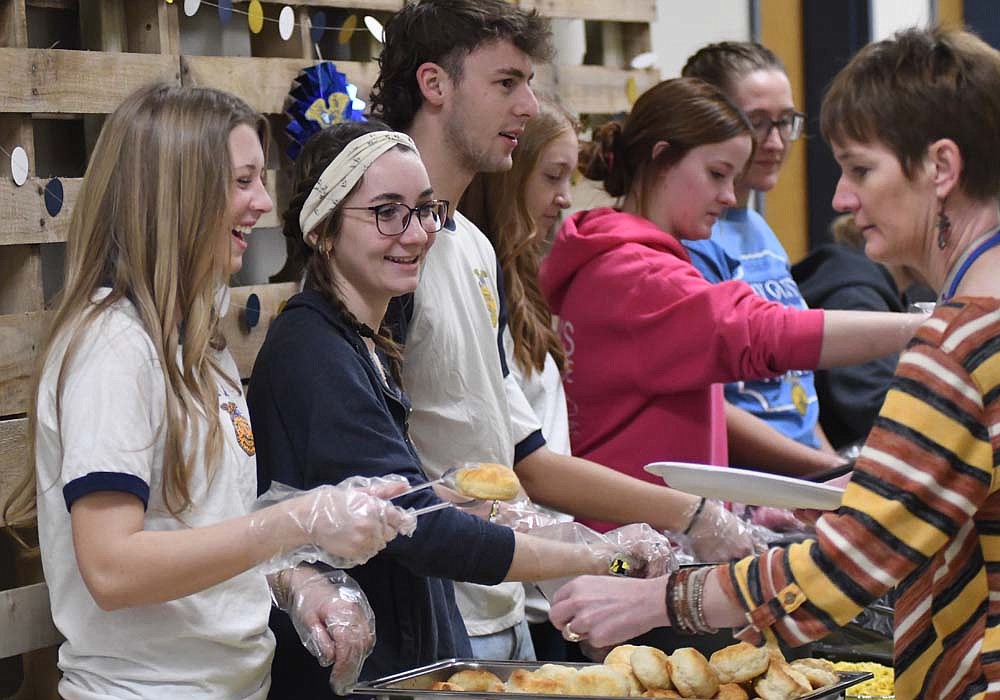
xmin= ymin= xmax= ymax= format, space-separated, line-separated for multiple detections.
xmin=723 ymin=300 xmax=1000 ymax=698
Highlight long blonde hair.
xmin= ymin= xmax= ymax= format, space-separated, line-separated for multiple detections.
xmin=462 ymin=97 xmax=577 ymax=374
xmin=3 ymin=83 xmax=268 ymax=527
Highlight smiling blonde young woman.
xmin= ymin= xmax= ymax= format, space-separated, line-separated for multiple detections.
xmin=1 ymin=83 xmax=414 ymax=700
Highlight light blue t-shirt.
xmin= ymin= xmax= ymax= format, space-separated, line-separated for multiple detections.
xmin=685 ymin=207 xmax=821 ymax=449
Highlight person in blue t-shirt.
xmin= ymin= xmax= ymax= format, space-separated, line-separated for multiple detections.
xmin=681 ymin=42 xmax=843 ymax=471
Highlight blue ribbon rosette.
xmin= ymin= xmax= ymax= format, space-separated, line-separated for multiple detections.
xmin=285 ymin=62 xmax=366 ymax=160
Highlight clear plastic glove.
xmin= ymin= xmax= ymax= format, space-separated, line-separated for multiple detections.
xmin=749 ymin=506 xmax=806 ymax=533
xmin=253 ymin=476 xmax=417 ymax=575
xmin=458 ymin=496 xmax=564 ymax=532
xmin=549 ymin=574 xmax=670 ymax=649
xmin=276 ymin=568 xmax=375 ymax=696
xmin=678 ymin=499 xmax=764 ymax=561
xmin=601 ymin=522 xmax=677 ymax=579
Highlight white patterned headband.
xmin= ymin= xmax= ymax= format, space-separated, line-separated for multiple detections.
xmin=299 ymin=130 xmax=419 ymax=244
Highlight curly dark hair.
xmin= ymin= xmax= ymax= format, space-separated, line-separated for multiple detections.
xmin=369 ymin=0 xmax=553 ymax=130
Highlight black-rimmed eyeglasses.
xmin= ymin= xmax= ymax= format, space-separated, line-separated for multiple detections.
xmin=342 ymin=199 xmax=450 ymax=237
xmin=747 ymin=111 xmax=806 ymax=143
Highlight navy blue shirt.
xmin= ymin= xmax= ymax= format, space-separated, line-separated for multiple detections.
xmin=248 ymin=289 xmax=515 ymax=696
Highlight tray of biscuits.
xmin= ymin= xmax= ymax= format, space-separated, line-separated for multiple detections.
xmin=353 ymin=642 xmax=873 ymax=700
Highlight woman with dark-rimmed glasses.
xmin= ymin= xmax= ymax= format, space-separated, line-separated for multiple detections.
xmin=248 ymin=120 xmax=670 ymax=697
xmin=681 ymin=42 xmax=850 ymax=484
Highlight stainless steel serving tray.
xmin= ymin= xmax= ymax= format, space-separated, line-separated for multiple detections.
xmin=353 ymin=658 xmax=874 ymax=700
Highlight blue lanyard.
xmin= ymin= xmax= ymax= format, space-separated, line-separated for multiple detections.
xmin=941 ymin=229 xmax=1000 ymax=301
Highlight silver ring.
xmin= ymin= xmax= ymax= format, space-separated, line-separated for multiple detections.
xmin=563 ymin=623 xmax=582 ymax=643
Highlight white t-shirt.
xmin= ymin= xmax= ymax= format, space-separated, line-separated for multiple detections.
xmin=401 ymin=212 xmax=542 ymax=636
xmin=508 ymin=349 xmax=570 ymax=456
xmin=35 ymin=291 xmax=273 ymax=700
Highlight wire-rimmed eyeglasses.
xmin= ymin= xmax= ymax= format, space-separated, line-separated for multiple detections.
xmin=342 ymin=199 xmax=450 ymax=237
xmin=747 ymin=110 xmax=806 ymax=143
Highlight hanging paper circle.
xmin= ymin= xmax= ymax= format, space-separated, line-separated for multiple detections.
xmin=244 ymin=293 xmax=261 ymax=329
xmin=285 ymin=62 xmax=367 ymax=160
xmin=165 ymin=0 xmax=174 ymax=4
xmin=364 ymin=15 xmax=384 ymax=44
xmin=217 ymin=0 xmax=232 ymax=24
xmin=310 ymin=10 xmax=326 ymax=44
xmin=278 ymin=6 xmax=295 ymax=40
xmin=625 ymin=76 xmax=639 ymax=106
xmin=44 ymin=178 xmax=63 ymax=217
xmin=11 ymin=146 xmax=29 ymax=186
xmin=339 ymin=14 xmax=357 ymax=45
xmin=183 ymin=0 xmax=200 ymax=17
xmin=247 ymin=0 xmax=264 ymax=34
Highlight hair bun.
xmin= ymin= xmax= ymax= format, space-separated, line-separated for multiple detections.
xmin=581 ymin=120 xmax=627 ymax=196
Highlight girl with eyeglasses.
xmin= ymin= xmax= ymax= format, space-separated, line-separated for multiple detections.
xmin=248 ymin=120 xmax=672 ymax=697
xmin=681 ymin=43 xmax=848 ymax=483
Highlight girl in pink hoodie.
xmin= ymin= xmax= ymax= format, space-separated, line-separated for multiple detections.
xmin=539 ymin=77 xmax=921 ymax=532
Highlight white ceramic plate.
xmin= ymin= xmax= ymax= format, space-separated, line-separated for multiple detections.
xmin=644 ymin=461 xmax=845 ymax=510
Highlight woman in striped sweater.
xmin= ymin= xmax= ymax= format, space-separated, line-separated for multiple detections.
xmin=549 ymin=25 xmax=1000 ymax=699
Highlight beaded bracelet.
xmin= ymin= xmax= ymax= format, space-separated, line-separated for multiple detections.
xmin=682 ymin=497 xmax=707 ymax=536
xmin=665 ymin=566 xmax=719 ymax=635
xmin=689 ymin=566 xmax=719 ymax=634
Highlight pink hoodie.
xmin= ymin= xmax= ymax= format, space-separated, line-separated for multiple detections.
xmin=539 ymin=208 xmax=824 ymax=532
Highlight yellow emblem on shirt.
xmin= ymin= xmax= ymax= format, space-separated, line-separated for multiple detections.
xmin=474 ymin=268 xmax=499 ymax=328
xmin=791 ymin=379 xmax=809 ymax=416
xmin=222 ymin=401 xmax=256 ymax=456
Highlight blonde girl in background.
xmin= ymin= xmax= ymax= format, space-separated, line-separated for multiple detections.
xmin=1 ymin=82 xmax=412 ymax=700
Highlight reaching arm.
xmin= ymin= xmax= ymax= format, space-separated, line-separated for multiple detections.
xmin=515 ymin=446 xmax=702 ymax=532
xmin=818 ymin=310 xmax=922 ymax=368
xmin=515 ymin=446 xmax=757 ymax=561
xmin=725 ymin=403 xmax=847 ymax=478
xmin=70 ymin=482 xmax=410 ymax=611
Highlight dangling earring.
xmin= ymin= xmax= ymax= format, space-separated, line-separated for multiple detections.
xmin=936 ymin=201 xmax=952 ymax=250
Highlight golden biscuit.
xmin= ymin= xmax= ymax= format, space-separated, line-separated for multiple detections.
xmin=454 ymin=462 xmax=521 ymax=500
xmin=604 ymin=644 xmax=640 ymax=667
xmin=641 ymin=690 xmax=681 ymax=698
xmin=629 ymin=646 xmax=674 ymax=691
xmin=429 ymin=682 xmax=462 ymax=691
xmin=709 ymin=642 xmax=771 ymax=684
xmin=716 ymin=682 xmax=750 ymax=700
xmin=606 ymin=662 xmax=645 ymax=696
xmin=445 ymin=669 xmax=505 ymax=692
xmin=668 ymin=647 xmax=719 ymax=699
xmin=505 ymin=668 xmax=563 ymax=695
xmin=569 ymin=665 xmax=632 ymax=697
xmin=533 ymin=663 xmax=578 ymax=685
xmin=788 ymin=660 xmax=838 ymax=690
xmin=753 ymin=660 xmax=811 ymax=700
xmin=791 ymin=658 xmax=835 ymax=672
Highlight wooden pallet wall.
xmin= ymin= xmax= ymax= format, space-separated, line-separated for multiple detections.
xmin=0 ymin=1 xmax=656 ymax=696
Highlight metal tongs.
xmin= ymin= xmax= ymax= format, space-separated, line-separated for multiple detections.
xmin=392 ymin=465 xmax=480 ymax=517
